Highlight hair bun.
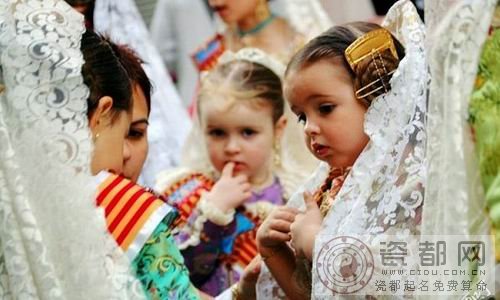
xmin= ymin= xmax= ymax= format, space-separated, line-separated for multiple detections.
xmin=353 ymin=49 xmax=401 ymax=105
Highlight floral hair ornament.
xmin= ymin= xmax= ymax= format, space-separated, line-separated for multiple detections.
xmin=207 ymin=48 xmax=286 ymax=79
xmin=344 ymin=28 xmax=400 ymax=100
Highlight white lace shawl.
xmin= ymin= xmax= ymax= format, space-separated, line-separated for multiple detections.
xmin=256 ymin=1 xmax=428 ymax=299
xmin=0 ymin=1 xmax=145 ymax=299
xmin=423 ymin=0 xmax=497 ymax=297
xmin=93 ymin=0 xmax=192 ymax=188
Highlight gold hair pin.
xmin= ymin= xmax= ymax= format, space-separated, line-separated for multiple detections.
xmin=344 ymin=28 xmax=400 ymax=100
xmin=344 ymin=28 xmax=398 ymax=71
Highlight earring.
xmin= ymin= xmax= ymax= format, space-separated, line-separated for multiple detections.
xmin=93 ymin=132 xmax=100 ymax=142
xmin=255 ymin=0 xmax=270 ymax=22
xmin=273 ymin=140 xmax=281 ymax=167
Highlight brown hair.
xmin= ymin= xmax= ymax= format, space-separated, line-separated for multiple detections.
xmin=286 ymin=22 xmax=405 ymax=105
xmin=81 ymin=30 xmax=131 ymax=121
xmin=198 ymin=60 xmax=284 ymax=123
xmin=109 ymin=42 xmax=152 ymax=116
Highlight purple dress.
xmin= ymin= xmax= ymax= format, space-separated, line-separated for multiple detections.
xmin=174 ymin=177 xmax=284 ymax=296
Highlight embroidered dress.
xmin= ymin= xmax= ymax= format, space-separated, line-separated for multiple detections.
xmin=158 ymin=171 xmax=284 ymax=296
xmin=95 ymin=172 xmax=200 ymax=299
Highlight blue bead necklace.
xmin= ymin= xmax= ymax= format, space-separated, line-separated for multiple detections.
xmin=237 ymin=13 xmax=276 ymax=37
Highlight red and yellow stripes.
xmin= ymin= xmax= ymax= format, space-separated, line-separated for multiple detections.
xmin=161 ymin=173 xmax=261 ymax=268
xmin=228 ymin=213 xmax=261 ymax=267
xmin=96 ymin=174 xmax=166 ymax=252
xmin=161 ymin=173 xmax=214 ymax=223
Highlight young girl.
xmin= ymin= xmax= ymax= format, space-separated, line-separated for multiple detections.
xmin=155 ymin=48 xmax=316 ymax=296
xmin=256 ymin=1 xmax=428 ymax=298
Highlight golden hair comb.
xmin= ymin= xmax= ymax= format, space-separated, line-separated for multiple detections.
xmin=344 ymin=28 xmax=400 ymax=100
xmin=345 ymin=28 xmax=399 ymax=72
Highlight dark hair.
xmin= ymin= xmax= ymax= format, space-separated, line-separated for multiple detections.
xmin=286 ymin=22 xmax=405 ymax=105
xmin=199 ymin=60 xmax=284 ymax=123
xmin=81 ymin=30 xmax=131 ymax=120
xmin=65 ymin=0 xmax=95 ymax=29
xmin=108 ymin=42 xmax=152 ymax=115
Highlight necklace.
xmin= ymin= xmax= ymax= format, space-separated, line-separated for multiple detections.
xmin=237 ymin=13 xmax=276 ymax=37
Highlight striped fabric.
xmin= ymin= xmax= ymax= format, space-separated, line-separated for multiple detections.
xmin=162 ymin=173 xmax=260 ymax=268
xmin=96 ymin=174 xmax=169 ymax=254
xmin=228 ymin=213 xmax=260 ymax=267
xmin=162 ymin=173 xmax=214 ymax=223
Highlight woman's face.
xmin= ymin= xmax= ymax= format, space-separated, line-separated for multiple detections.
xmin=285 ymin=59 xmax=369 ymax=169
xmin=208 ymin=0 xmax=260 ymax=24
xmin=89 ymin=96 xmax=132 ymax=175
xmin=123 ymin=84 xmax=149 ymax=182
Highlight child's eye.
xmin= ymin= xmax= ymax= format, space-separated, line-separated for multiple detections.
xmin=241 ymin=128 xmax=256 ymax=137
xmin=318 ymin=104 xmax=335 ymax=115
xmin=208 ymin=129 xmax=226 ymax=137
xmin=128 ymin=129 xmax=145 ymax=140
xmin=297 ymin=113 xmax=306 ymax=125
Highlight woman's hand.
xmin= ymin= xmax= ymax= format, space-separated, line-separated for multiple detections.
xmin=290 ymin=192 xmax=323 ymax=261
xmin=206 ymin=162 xmax=251 ymax=212
xmin=256 ymin=206 xmax=299 ymax=258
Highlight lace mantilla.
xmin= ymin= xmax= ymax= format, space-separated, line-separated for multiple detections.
xmin=0 ymin=1 xmax=145 ymax=299
xmin=256 ymin=1 xmax=428 ymax=299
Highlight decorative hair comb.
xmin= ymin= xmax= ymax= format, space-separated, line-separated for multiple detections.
xmin=210 ymin=47 xmax=285 ymax=78
xmin=344 ymin=28 xmax=399 ymax=99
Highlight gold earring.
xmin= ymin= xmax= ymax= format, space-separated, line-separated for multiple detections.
xmin=93 ymin=132 xmax=100 ymax=142
xmin=273 ymin=140 xmax=281 ymax=167
xmin=255 ymin=0 xmax=270 ymax=22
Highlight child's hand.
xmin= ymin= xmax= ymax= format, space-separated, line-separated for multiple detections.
xmin=256 ymin=206 xmax=299 ymax=258
xmin=206 ymin=162 xmax=251 ymax=212
xmin=237 ymin=255 xmax=261 ymax=300
xmin=290 ymin=192 xmax=323 ymax=261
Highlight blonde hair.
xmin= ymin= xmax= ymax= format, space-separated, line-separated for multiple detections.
xmin=198 ymin=60 xmax=284 ymax=123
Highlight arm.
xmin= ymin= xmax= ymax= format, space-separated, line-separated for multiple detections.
xmin=256 ymin=207 xmax=307 ymax=300
xmin=132 ymin=216 xmax=201 ymax=300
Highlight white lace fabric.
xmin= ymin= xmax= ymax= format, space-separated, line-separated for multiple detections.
xmin=0 ymin=0 xmax=145 ymax=299
xmin=256 ymin=1 xmax=428 ymax=299
xmin=423 ymin=0 xmax=497 ymax=297
xmin=93 ymin=0 xmax=192 ymax=188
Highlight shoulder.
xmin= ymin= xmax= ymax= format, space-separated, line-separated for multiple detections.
xmin=155 ymin=168 xmax=215 ymax=196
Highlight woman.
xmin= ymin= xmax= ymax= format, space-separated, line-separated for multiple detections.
xmin=192 ymin=0 xmax=331 ymax=74
xmin=0 ymin=1 xmax=143 ymax=298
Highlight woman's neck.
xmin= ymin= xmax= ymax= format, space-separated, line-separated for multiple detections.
xmin=236 ymin=7 xmax=273 ymax=35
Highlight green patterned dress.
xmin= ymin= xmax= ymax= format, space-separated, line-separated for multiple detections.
xmin=132 ymin=213 xmax=201 ymax=300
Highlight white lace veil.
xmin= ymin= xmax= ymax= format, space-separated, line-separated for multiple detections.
xmin=423 ymin=0 xmax=497 ymax=297
xmin=93 ymin=0 xmax=192 ymax=188
xmin=271 ymin=0 xmax=332 ymax=40
xmin=423 ymin=0 xmax=495 ymax=240
xmin=256 ymin=1 xmax=428 ymax=298
xmin=0 ymin=1 xmax=144 ymax=299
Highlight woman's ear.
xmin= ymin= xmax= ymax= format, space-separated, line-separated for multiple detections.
xmin=88 ymin=96 xmax=114 ymax=133
xmin=274 ymin=115 xmax=287 ymax=140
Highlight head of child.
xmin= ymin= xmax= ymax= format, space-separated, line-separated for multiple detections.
xmin=198 ymin=59 xmax=286 ymax=186
xmin=284 ymin=22 xmax=405 ymax=170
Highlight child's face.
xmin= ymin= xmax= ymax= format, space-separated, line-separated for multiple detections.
xmin=201 ymin=100 xmax=282 ymax=184
xmin=285 ymin=59 xmax=370 ymax=168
